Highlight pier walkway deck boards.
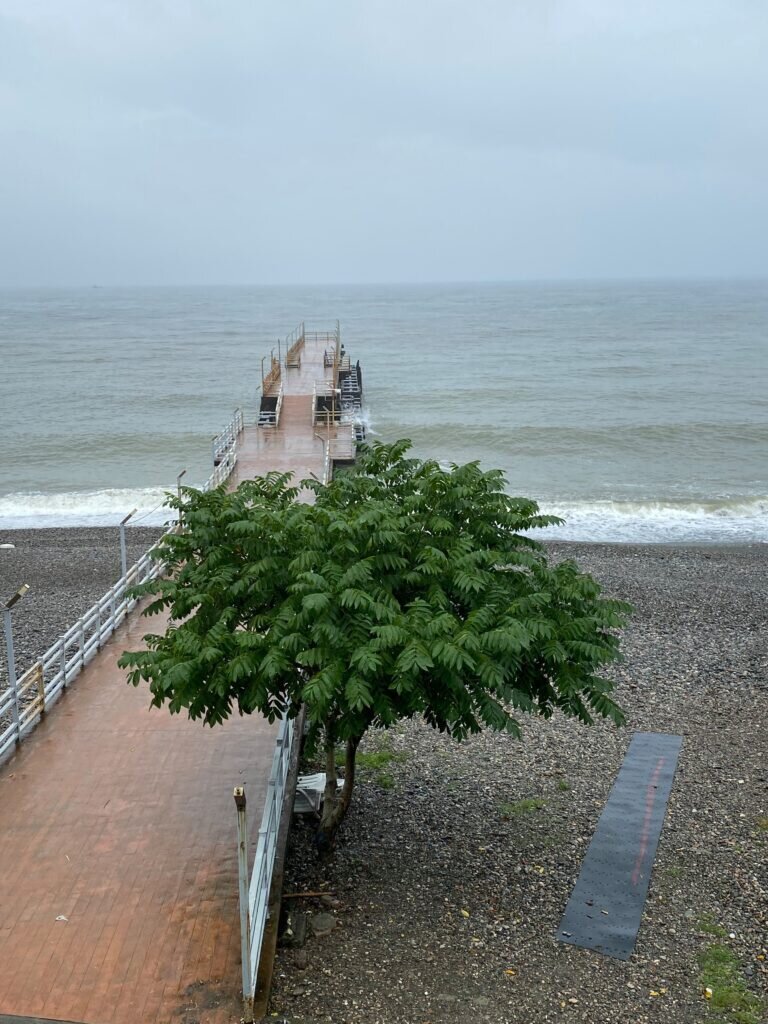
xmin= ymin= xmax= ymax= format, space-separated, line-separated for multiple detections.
xmin=0 ymin=334 xmax=338 ymax=1022
xmin=236 ymin=395 xmax=325 ymax=498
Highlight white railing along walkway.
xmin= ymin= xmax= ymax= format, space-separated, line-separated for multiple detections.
xmin=234 ymin=715 xmax=295 ymax=1021
xmin=212 ymin=408 xmax=244 ymax=464
xmin=0 ymin=420 xmax=243 ymax=764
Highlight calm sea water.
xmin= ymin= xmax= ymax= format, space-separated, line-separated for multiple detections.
xmin=1 ymin=282 xmax=766 ymax=543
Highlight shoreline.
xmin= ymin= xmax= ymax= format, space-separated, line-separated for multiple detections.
xmin=2 ymin=523 xmax=764 ymax=546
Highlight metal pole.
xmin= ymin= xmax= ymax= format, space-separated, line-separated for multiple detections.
xmin=3 ymin=585 xmax=30 ymax=743
xmin=119 ymin=508 xmax=138 ymax=579
xmin=176 ymin=469 xmax=187 ymax=529
xmin=234 ymin=786 xmax=253 ymax=1021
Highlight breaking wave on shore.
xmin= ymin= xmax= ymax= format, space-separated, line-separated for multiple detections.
xmin=1 ymin=488 xmax=765 ymax=544
xmin=535 ymin=496 xmax=768 ymax=544
xmin=0 ymin=488 xmax=177 ymax=530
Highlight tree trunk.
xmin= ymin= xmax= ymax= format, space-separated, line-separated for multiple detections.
xmin=316 ymin=734 xmax=360 ymax=853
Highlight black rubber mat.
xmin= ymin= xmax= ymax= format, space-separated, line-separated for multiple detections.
xmin=556 ymin=731 xmax=682 ymax=960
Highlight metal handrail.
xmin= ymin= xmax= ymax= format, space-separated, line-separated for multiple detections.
xmin=274 ymin=386 xmax=284 ymax=428
xmin=313 ymin=430 xmax=333 ymax=485
xmin=235 ymin=715 xmax=294 ymax=1020
xmin=285 ymin=322 xmax=305 ymax=368
xmin=0 ymin=423 xmax=241 ymax=764
xmin=212 ymin=408 xmax=245 ymax=463
xmin=262 ymin=355 xmax=281 ymax=395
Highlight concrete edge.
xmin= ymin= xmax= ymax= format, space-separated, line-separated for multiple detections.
xmin=253 ymin=705 xmax=306 ymax=1021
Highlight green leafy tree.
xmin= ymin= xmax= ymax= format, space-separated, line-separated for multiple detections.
xmin=119 ymin=441 xmax=629 ymax=847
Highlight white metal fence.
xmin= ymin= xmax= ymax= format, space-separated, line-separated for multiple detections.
xmin=212 ymin=408 xmax=244 ymax=464
xmin=0 ymin=541 xmax=167 ymax=760
xmin=0 ymin=415 xmax=244 ymax=765
xmin=234 ymin=714 xmax=295 ymax=1020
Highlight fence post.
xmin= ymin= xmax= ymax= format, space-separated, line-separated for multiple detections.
xmin=2 ymin=585 xmax=29 ymax=744
xmin=234 ymin=786 xmax=254 ymax=1022
xmin=33 ymin=663 xmax=45 ymax=718
xmin=119 ymin=508 xmax=137 ymax=580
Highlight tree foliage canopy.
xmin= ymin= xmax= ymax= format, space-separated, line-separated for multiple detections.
xmin=120 ymin=440 xmax=629 ymax=840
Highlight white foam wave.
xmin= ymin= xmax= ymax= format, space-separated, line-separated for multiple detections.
xmin=535 ymin=497 xmax=768 ymax=544
xmin=1 ymin=486 xmax=765 ymax=543
xmin=0 ymin=487 xmax=178 ymax=529
xmin=340 ymin=406 xmax=377 ymax=436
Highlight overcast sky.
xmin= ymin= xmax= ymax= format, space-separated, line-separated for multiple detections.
xmin=1 ymin=1 xmax=767 ymax=285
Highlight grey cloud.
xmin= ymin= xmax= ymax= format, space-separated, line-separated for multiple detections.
xmin=0 ymin=0 xmax=766 ymax=284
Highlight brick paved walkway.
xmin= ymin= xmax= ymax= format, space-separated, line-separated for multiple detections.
xmin=0 ymin=607 xmax=277 ymax=1023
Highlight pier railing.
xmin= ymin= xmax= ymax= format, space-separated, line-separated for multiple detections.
xmin=285 ymin=322 xmax=305 ymax=368
xmin=0 ymin=415 xmax=244 ymax=764
xmin=312 ymin=380 xmax=340 ymax=427
xmin=283 ymin=321 xmax=339 ymax=370
xmin=261 ymin=354 xmax=281 ymax=396
xmin=0 ymin=542 xmax=167 ymax=759
xmin=212 ymin=408 xmax=244 ymax=464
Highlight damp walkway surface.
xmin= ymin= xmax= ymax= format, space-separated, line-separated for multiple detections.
xmin=0 ymin=607 xmax=278 ymax=1024
xmin=0 ymin=336 xmax=337 ymax=1023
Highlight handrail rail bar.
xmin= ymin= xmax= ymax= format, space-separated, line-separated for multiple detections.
xmin=0 ymin=423 xmax=242 ymax=764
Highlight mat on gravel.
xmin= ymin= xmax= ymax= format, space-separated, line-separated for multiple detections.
xmin=557 ymin=731 xmax=682 ymax=960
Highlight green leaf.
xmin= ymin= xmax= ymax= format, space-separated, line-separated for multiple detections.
xmin=119 ymin=439 xmax=630 ymax=826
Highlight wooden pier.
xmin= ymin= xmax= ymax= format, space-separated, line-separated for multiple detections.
xmin=0 ymin=325 xmax=362 ymax=1023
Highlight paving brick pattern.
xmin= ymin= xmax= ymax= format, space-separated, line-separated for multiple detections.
xmin=0 ymin=608 xmax=278 ymax=1023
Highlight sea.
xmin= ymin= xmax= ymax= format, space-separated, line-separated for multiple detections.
xmin=1 ymin=281 xmax=766 ymax=544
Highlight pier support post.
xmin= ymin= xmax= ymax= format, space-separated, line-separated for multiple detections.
xmin=234 ymin=786 xmax=254 ymax=1022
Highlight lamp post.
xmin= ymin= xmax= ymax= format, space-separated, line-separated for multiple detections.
xmin=176 ymin=469 xmax=187 ymax=529
xmin=3 ymin=584 xmax=30 ymax=742
xmin=119 ymin=508 xmax=138 ymax=579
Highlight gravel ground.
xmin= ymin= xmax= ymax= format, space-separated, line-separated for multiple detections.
xmin=1 ymin=533 xmax=765 ymax=1023
xmin=0 ymin=526 xmax=164 ymax=685
xmin=271 ymin=543 xmax=767 ymax=1024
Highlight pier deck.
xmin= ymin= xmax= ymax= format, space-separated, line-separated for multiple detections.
xmin=0 ymin=327 xmax=354 ymax=1022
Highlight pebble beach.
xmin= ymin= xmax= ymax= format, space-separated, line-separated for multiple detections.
xmin=0 ymin=527 xmax=164 ymax=685
xmin=1 ymin=529 xmax=766 ymax=1023
xmin=271 ymin=541 xmax=767 ymax=1024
